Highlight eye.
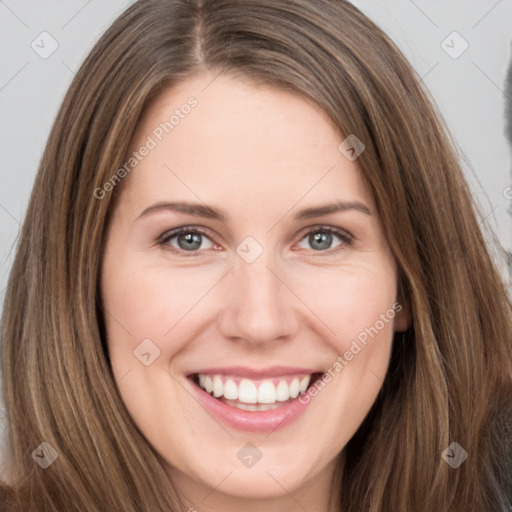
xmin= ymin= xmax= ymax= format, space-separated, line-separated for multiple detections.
xmin=158 ymin=225 xmax=354 ymax=257
xmin=159 ymin=226 xmax=217 ymax=255
xmin=296 ymin=226 xmax=354 ymax=253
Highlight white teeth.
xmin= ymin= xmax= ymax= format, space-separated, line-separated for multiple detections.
xmin=223 ymin=379 xmax=238 ymax=400
xmin=257 ymin=380 xmax=276 ymax=404
xmin=275 ymin=380 xmax=290 ymax=401
xmin=195 ymin=373 xmax=313 ymax=405
xmin=213 ymin=375 xmax=223 ymax=398
xmin=238 ymin=379 xmax=258 ymax=403
xmin=299 ymin=375 xmax=310 ymax=393
xmin=204 ymin=375 xmax=213 ymax=394
xmin=289 ymin=378 xmax=300 ymax=399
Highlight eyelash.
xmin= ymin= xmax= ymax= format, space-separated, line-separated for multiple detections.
xmin=158 ymin=225 xmax=354 ymax=257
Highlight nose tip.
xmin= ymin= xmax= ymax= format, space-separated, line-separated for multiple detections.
xmin=217 ymin=252 xmax=300 ymax=346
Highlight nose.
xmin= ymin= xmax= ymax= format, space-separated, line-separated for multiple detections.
xmin=217 ymin=247 xmax=300 ymax=347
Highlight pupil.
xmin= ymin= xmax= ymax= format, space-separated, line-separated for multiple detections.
xmin=178 ymin=232 xmax=201 ymax=250
xmin=311 ymin=232 xmax=331 ymax=250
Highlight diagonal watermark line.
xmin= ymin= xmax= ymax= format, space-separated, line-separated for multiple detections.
xmin=61 ymin=61 xmax=76 ymax=76
xmin=201 ymin=69 xmax=224 ymax=93
xmin=200 ymin=33 xmax=237 ymax=94
xmin=61 ymin=0 xmax=92 ymax=29
xmin=265 ymin=266 xmax=336 ymax=335
xmin=0 ymin=0 xmax=29 ymax=28
xmin=0 ymin=203 xmax=21 ymax=226
xmin=201 ymin=471 xmax=233 ymax=502
xmin=484 ymin=204 xmax=499 ymax=220
xmin=471 ymin=0 xmax=504 ymax=29
xmin=407 ymin=0 xmax=439 ymax=29
xmin=418 ymin=61 xmax=439 ymax=85
xmin=266 ymin=165 xmax=336 ymax=234
xmin=264 ymin=406 xmax=294 ymax=438
xmin=265 ymin=471 xmax=309 ymax=511
xmin=472 ymin=60 xmax=512 ymax=103
xmin=367 ymin=367 xmax=385 ymax=383
xmin=101 ymin=306 xmax=132 ymax=337
xmin=163 ymin=367 xmax=234 ymax=438
xmin=115 ymin=368 xmax=132 ymax=385
xmin=0 ymin=62 xmax=29 ymax=92
xmin=164 ymin=267 xmax=233 ymax=336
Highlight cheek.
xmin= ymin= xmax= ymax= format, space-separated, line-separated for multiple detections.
xmin=288 ymin=265 xmax=398 ymax=458
xmin=99 ymin=259 xmax=204 ymax=446
xmin=295 ymin=258 xmax=398 ymax=401
xmin=333 ymin=278 xmax=398 ymax=358
xmin=102 ymin=259 xmax=218 ymax=354
xmin=295 ymin=258 xmax=398 ymax=347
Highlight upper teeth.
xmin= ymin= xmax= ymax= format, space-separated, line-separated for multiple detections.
xmin=197 ymin=374 xmax=312 ymax=404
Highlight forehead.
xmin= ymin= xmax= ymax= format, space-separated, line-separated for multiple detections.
xmin=120 ymin=72 xmax=374 ymax=215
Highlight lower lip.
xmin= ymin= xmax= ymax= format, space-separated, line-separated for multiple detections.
xmin=188 ymin=377 xmax=317 ymax=432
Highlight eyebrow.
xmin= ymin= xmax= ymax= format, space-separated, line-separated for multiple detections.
xmin=137 ymin=200 xmax=372 ymax=222
xmin=294 ymin=201 xmax=372 ymax=219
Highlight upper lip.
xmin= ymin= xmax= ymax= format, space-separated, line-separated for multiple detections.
xmin=187 ymin=366 xmax=323 ymax=379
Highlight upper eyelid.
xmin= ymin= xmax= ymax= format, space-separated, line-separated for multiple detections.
xmin=159 ymin=225 xmax=210 ymax=239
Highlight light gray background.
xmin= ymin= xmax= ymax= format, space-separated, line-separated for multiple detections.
xmin=1 ymin=1 xmax=512 ymax=306
xmin=0 ymin=0 xmax=511 ymax=464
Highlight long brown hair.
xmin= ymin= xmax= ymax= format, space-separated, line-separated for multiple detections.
xmin=1 ymin=0 xmax=511 ymax=510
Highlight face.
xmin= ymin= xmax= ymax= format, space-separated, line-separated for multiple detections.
xmin=100 ymin=72 xmax=409 ymax=509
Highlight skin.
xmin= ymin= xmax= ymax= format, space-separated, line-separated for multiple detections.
xmin=100 ymin=72 xmax=410 ymax=512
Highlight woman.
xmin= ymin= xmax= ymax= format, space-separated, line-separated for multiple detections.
xmin=1 ymin=0 xmax=511 ymax=510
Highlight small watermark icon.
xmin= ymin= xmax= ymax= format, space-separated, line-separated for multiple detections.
xmin=442 ymin=442 xmax=468 ymax=469
xmin=236 ymin=236 xmax=264 ymax=264
xmin=237 ymin=442 xmax=262 ymax=468
xmin=32 ymin=442 xmax=58 ymax=468
xmin=134 ymin=338 xmax=161 ymax=366
xmin=338 ymin=134 xmax=365 ymax=161
xmin=31 ymin=31 xmax=59 ymax=59
xmin=441 ymin=31 xmax=469 ymax=59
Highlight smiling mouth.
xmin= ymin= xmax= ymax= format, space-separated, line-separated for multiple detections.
xmin=189 ymin=372 xmax=324 ymax=411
